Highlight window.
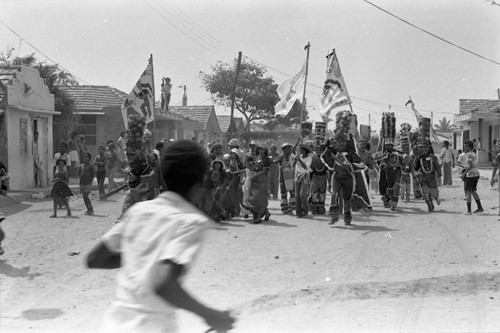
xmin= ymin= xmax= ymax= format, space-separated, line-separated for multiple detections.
xmin=19 ymin=118 xmax=28 ymax=154
xmin=80 ymin=115 xmax=97 ymax=146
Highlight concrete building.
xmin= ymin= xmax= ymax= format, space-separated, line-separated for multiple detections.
xmin=0 ymin=65 xmax=58 ymax=190
xmin=58 ymin=85 xmax=128 ymax=158
xmin=171 ymin=105 xmax=222 ymax=147
xmin=454 ymin=91 xmax=500 ymax=163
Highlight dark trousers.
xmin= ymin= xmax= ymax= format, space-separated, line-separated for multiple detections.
xmin=379 ymin=167 xmax=401 ymax=207
xmin=96 ymin=170 xmax=106 ymax=195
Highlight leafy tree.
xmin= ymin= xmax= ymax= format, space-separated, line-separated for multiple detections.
xmin=0 ymin=48 xmax=80 ymax=152
xmin=200 ymin=58 xmax=306 ymax=131
xmin=433 ymin=117 xmax=454 ymax=133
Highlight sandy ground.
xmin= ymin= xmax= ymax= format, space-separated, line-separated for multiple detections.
xmin=1 ymin=173 xmax=500 ymax=333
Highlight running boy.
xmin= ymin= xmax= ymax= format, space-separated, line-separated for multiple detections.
xmin=86 ymin=140 xmax=235 ymax=332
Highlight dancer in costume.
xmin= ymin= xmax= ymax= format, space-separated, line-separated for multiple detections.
xmin=399 ymin=123 xmax=412 ymax=202
xmin=118 ymin=115 xmax=154 ymax=220
xmin=243 ymin=146 xmax=271 ymax=223
xmin=310 ymin=140 xmax=329 ymax=215
xmin=273 ymin=140 xmax=299 ymax=215
xmin=322 ymin=133 xmax=355 ymax=225
xmin=413 ymin=142 xmax=441 ymax=212
xmin=223 ymin=150 xmax=244 ymax=218
xmin=294 ymin=142 xmax=314 ymax=218
xmin=377 ymin=112 xmax=402 ymax=211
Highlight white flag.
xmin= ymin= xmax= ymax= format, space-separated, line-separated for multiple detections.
xmin=320 ymin=50 xmax=351 ymax=122
xmin=274 ymin=62 xmax=306 ymax=116
xmin=121 ymin=55 xmax=155 ymax=128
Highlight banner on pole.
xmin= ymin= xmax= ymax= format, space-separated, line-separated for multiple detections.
xmin=274 ymin=62 xmax=306 ymax=117
xmin=121 ymin=56 xmax=155 ymax=128
xmin=319 ymin=50 xmax=351 ymax=122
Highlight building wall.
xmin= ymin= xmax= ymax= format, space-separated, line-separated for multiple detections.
xmin=4 ymin=66 xmax=55 ymax=190
xmin=6 ymin=108 xmax=54 ymax=189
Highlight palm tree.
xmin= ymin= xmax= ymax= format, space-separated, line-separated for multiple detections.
xmin=433 ymin=117 xmax=454 ymax=133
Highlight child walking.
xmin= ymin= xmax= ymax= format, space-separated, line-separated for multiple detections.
xmin=80 ymin=152 xmax=96 ymax=215
xmin=461 ymin=140 xmax=483 ymax=215
xmin=50 ymin=159 xmax=73 ymax=217
xmin=94 ymin=146 xmax=107 ymax=196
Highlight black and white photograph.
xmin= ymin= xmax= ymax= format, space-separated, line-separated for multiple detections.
xmin=1 ymin=0 xmax=500 ymax=332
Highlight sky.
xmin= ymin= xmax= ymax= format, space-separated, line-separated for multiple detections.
xmin=1 ymin=0 xmax=500 ymax=131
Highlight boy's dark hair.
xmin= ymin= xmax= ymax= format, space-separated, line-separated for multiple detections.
xmin=161 ymin=140 xmax=208 ymax=196
xmin=59 ymin=142 xmax=68 ymax=149
xmin=82 ymin=152 xmax=92 ymax=160
xmin=98 ymin=145 xmax=105 ymax=151
xmin=464 ymin=140 xmax=474 ymax=149
xmin=106 ymin=140 xmax=114 ymax=146
xmin=155 ymin=142 xmax=165 ymax=150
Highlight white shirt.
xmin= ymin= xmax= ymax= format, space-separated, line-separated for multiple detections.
xmin=100 ymin=191 xmax=209 ymax=333
xmin=294 ymin=154 xmax=312 ymax=180
xmin=441 ymin=147 xmax=454 ymax=163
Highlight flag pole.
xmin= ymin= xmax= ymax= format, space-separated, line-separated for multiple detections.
xmin=230 ymin=51 xmax=242 ymax=139
xmin=301 ymin=42 xmax=310 ymax=125
xmin=150 ymin=54 xmax=157 ymax=144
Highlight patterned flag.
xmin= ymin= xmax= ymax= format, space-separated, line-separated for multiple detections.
xmin=320 ymin=50 xmax=351 ymax=122
xmin=121 ymin=55 xmax=155 ymax=128
xmin=274 ymin=62 xmax=306 ymax=116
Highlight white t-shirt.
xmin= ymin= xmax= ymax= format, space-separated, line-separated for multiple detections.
xmin=100 ymin=191 xmax=209 ymax=333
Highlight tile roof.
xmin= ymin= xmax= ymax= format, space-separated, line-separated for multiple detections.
xmin=58 ymin=85 xmax=128 ymax=111
xmin=459 ymin=99 xmax=500 ymax=114
xmin=170 ymin=105 xmax=215 ymax=128
xmin=216 ymin=115 xmax=244 ymax=132
xmin=217 ymin=115 xmax=231 ymax=132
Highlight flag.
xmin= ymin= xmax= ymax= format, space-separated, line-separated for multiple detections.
xmin=406 ymin=99 xmax=441 ymax=144
xmin=274 ymin=62 xmax=306 ymax=116
xmin=320 ymin=50 xmax=351 ymax=122
xmin=121 ymin=55 xmax=155 ymax=128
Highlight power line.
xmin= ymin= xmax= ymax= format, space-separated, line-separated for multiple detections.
xmin=362 ymin=0 xmax=500 ymax=66
xmin=482 ymin=0 xmax=500 ymax=7
xmin=0 ymin=18 xmax=91 ymax=84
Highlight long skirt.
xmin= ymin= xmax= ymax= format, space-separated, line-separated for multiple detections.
xmin=242 ymin=170 xmax=269 ymax=215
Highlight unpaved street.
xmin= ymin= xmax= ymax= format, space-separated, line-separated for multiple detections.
xmin=1 ymin=177 xmax=500 ymax=333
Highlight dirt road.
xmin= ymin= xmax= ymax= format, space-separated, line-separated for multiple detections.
xmin=1 ymin=177 xmax=499 ymax=332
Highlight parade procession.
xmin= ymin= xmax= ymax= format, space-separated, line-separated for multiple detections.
xmin=1 ymin=1 xmax=500 ymax=332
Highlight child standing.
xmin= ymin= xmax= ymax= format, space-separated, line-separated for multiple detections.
xmin=80 ymin=152 xmax=96 ymax=215
xmin=94 ymin=146 xmax=107 ymax=196
xmin=50 ymin=159 xmax=73 ymax=217
xmin=462 ymin=140 xmax=483 ymax=214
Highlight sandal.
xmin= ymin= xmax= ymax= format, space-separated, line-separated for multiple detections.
xmin=50 ymin=214 xmax=57 ymax=218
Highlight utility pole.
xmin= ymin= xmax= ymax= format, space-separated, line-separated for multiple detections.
xmin=230 ymin=51 xmax=242 ymax=138
xmin=301 ymin=42 xmax=311 ymax=125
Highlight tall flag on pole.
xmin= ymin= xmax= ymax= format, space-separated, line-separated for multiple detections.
xmin=274 ymin=62 xmax=307 ymax=116
xmin=405 ymin=98 xmax=442 ymax=144
xmin=320 ymin=49 xmax=351 ymax=122
xmin=121 ymin=55 xmax=155 ymax=128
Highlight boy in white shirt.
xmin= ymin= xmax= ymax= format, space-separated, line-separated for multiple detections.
xmin=86 ymin=140 xmax=235 ymax=333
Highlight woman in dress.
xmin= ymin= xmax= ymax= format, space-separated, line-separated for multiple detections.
xmin=50 ymin=159 xmax=73 ymax=217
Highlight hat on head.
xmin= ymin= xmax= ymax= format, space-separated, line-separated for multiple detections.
xmin=299 ymin=143 xmax=313 ymax=153
xmin=281 ymin=143 xmax=292 ymax=150
xmin=249 ymin=140 xmax=257 ymax=146
xmin=228 ymin=138 xmax=239 ymax=146
xmin=230 ymin=148 xmax=240 ymax=155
